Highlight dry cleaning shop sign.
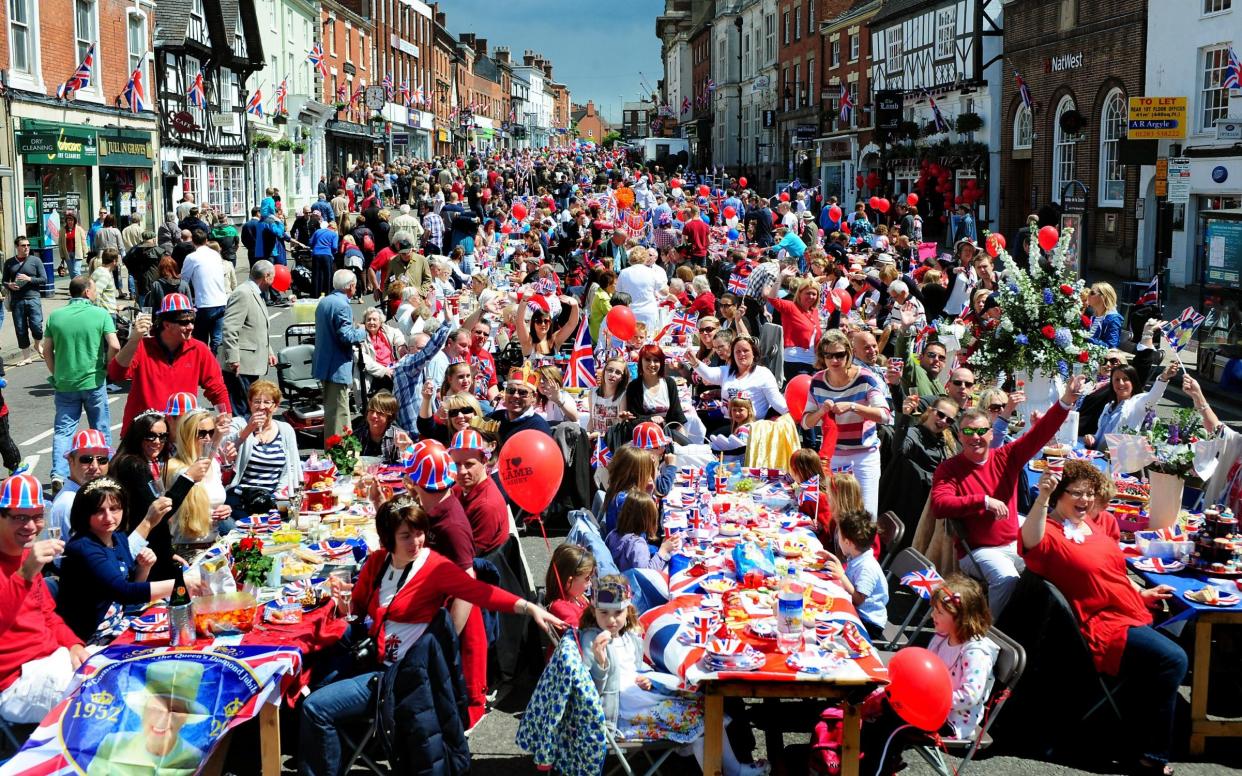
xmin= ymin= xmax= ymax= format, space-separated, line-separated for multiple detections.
xmin=16 ymin=128 xmax=98 ymax=165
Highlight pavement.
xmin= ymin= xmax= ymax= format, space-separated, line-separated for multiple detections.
xmin=10 ymin=259 xmax=1242 ymax=775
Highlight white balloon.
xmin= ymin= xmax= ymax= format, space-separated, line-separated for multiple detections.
xmin=726 ymin=217 xmax=739 ymax=228
xmin=671 ymin=187 xmax=683 ymax=198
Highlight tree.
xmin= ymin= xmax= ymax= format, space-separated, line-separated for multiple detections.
xmin=602 ymin=130 xmax=622 ymax=148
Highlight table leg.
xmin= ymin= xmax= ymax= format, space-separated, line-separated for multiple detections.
xmin=703 ymin=692 xmax=725 ymax=776
xmin=1189 ymin=619 xmax=1212 ymax=756
xmin=840 ymin=704 xmax=861 ymax=776
xmin=260 ymin=702 xmax=282 ymax=776
xmin=200 ymin=731 xmax=233 ymax=776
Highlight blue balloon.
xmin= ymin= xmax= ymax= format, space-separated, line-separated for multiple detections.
xmin=727 ymin=228 xmax=740 ymax=240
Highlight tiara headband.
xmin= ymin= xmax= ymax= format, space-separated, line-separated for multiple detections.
xmin=80 ymin=477 xmax=123 ymax=495
xmin=135 ymin=409 xmax=165 ymax=422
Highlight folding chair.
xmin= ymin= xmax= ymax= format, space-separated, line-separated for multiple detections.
xmin=339 ymin=674 xmax=389 ymax=775
xmin=876 ymin=511 xmax=906 ymax=571
xmin=1040 ymin=578 xmax=1125 ymax=723
xmin=0 ymin=719 xmax=33 ymax=763
xmin=879 ymin=547 xmax=936 ymax=651
xmin=911 ymin=626 xmax=1026 ymax=776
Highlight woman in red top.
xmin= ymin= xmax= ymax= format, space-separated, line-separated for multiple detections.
xmin=1021 ymin=461 xmax=1183 ymax=776
xmin=300 ymin=501 xmax=563 ymax=776
xmin=762 ymin=277 xmax=821 ymax=381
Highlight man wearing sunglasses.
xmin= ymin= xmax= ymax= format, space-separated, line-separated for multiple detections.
xmin=487 ymin=366 xmax=553 ymax=448
xmin=930 ymin=374 xmax=1087 ymax=616
xmin=47 ymin=430 xmax=112 ymax=560
xmin=944 ymin=367 xmax=977 ymax=409
xmin=889 ymin=341 xmax=949 ymax=414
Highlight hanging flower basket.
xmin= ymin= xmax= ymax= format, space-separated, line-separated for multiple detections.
xmin=252 ymin=135 xmax=273 ymax=149
xmin=273 ymin=138 xmax=294 ymax=152
xmin=955 ymin=112 xmax=984 ymax=133
xmin=334 ymin=102 xmax=348 ymax=112
xmin=291 ymin=142 xmax=307 ymax=155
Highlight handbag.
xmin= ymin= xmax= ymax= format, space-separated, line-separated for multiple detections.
xmin=236 ymin=486 xmax=277 ymax=515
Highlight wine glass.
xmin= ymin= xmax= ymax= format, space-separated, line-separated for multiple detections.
xmin=329 ymin=570 xmax=354 ymax=621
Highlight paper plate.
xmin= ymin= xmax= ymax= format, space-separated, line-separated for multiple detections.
xmin=1183 ymin=589 xmax=1241 ymax=607
xmin=1132 ymin=557 xmax=1185 ymax=574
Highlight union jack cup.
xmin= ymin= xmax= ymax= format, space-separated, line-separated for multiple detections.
xmin=815 ymin=613 xmax=844 ymax=646
xmin=689 ymin=609 xmax=719 ymax=646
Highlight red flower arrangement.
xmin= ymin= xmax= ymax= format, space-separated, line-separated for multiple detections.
xmin=1077 ymin=351 xmax=1091 ymax=363
xmin=1060 ymin=284 xmax=1075 ymax=296
xmin=1081 ymin=314 xmax=1093 ymax=328
xmin=324 ymin=429 xmax=361 ymax=474
xmin=1041 ymin=325 xmax=1057 ymax=339
xmin=325 ymin=434 xmax=342 ymax=448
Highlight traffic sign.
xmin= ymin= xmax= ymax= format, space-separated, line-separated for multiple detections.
xmin=1128 ymin=97 xmax=1187 ymax=139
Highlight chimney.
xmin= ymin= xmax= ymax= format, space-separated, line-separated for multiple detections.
xmin=586 ymin=100 xmax=595 ymax=115
xmin=459 ymin=32 xmax=475 ymax=50
xmin=523 ymin=50 xmax=536 ymax=66
xmin=543 ymin=62 xmax=553 ymax=80
xmin=494 ymin=47 xmax=510 ymax=65
xmin=475 ymin=38 xmax=488 ymax=59
xmin=435 ymin=11 xmax=446 ymax=27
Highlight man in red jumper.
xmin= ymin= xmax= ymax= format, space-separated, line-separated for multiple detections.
xmin=0 ymin=472 xmax=88 ymax=723
xmin=681 ymin=204 xmax=710 ymax=266
xmin=930 ymin=374 xmax=1086 ymax=616
xmin=108 ymin=293 xmax=229 ymax=435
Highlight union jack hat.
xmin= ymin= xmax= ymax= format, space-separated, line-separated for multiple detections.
xmin=508 ymin=364 xmax=541 ymax=389
xmin=406 ymin=439 xmax=457 ymax=492
xmin=632 ymin=421 xmax=669 ymax=450
xmin=449 ymin=428 xmax=489 ymax=454
xmin=69 ymin=429 xmax=110 ymax=455
xmin=158 ymin=293 xmax=195 ymax=316
xmin=0 ymin=473 xmax=43 ymax=510
xmin=164 ymin=392 xmax=199 ymax=417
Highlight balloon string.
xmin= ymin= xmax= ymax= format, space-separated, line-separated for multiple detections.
xmin=519 ymin=505 xmax=584 ymax=654
xmin=874 ymin=723 xmax=914 ymax=776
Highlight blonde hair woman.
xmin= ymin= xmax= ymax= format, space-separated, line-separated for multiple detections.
xmin=1086 ymin=281 xmax=1123 ymax=349
xmin=164 ymin=409 xmax=228 ymax=541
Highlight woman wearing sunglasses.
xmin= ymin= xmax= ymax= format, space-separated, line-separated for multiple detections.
xmin=800 ymin=329 xmax=892 ymax=517
xmin=417 ymin=392 xmax=482 ymax=446
xmin=515 ymin=293 xmax=580 ymax=360
xmin=879 ymin=397 xmax=959 ymax=543
xmin=163 ymin=409 xmax=232 ymax=543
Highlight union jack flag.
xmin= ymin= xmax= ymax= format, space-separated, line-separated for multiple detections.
xmin=414 ymin=82 xmax=426 ymax=106
xmin=122 ymin=65 xmax=146 ymax=113
xmin=57 ymin=44 xmax=95 ymax=100
xmin=382 ymin=72 xmax=394 ymax=99
xmin=187 ymin=68 xmax=207 ymax=108
xmin=1015 ymin=69 xmax=1033 ymax=110
xmin=399 ymin=80 xmax=411 ymax=106
xmin=706 ymin=77 xmax=717 ymax=92
xmin=567 ymin=316 xmax=597 ymax=388
xmin=246 ymin=88 xmax=264 ymax=117
xmin=308 ymin=42 xmax=329 ymax=79
xmin=1224 ymin=46 xmax=1242 ymax=90
xmin=927 ymin=91 xmax=949 ymax=133
xmin=1163 ymin=306 xmax=1206 ymax=352
xmin=669 ymin=310 xmax=697 ymax=335
xmin=534 ymin=276 xmax=557 ymax=295
xmin=831 ymin=463 xmax=855 ymax=476
xmin=273 ymin=77 xmax=288 ymax=116
xmin=350 ymin=84 xmax=365 ymax=105
xmin=838 ymin=83 xmax=852 ymax=123
xmin=727 ymin=273 xmax=749 ymax=294
xmin=800 ymin=475 xmax=820 ymax=506
xmin=680 ymin=96 xmax=691 ymax=115
xmin=1135 ymin=275 xmax=1159 ymax=307
xmin=901 ymin=567 xmax=944 ymax=600
xmin=912 ymin=324 xmax=936 ymax=354
xmin=591 ymin=437 xmax=612 ymax=468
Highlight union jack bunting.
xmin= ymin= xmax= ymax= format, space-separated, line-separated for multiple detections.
xmin=838 ymin=83 xmax=852 ymax=123
xmin=187 ymin=68 xmax=207 ymax=108
xmin=567 ymin=317 xmax=597 ymax=389
xmin=669 ymin=310 xmax=697 ymax=335
xmin=122 ymin=65 xmax=147 ymax=113
xmin=308 ymin=42 xmax=329 ymax=79
xmin=1015 ymin=69 xmax=1033 ymax=110
xmin=1135 ymin=275 xmax=1159 ymax=307
xmin=57 ymin=44 xmax=95 ymax=100
xmin=591 ymin=437 xmax=612 ymax=468
xmin=900 ymin=567 xmax=944 ymax=600
xmin=1225 ymin=46 xmax=1241 ymax=90
xmin=727 ymin=273 xmax=749 ymax=295
xmin=800 ymin=475 xmax=820 ymax=506
xmin=273 ymin=77 xmax=288 ymax=116
xmin=245 ymin=88 xmax=264 ymax=117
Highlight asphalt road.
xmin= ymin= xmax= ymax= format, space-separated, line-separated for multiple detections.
xmin=10 ymin=265 xmax=1242 ymax=775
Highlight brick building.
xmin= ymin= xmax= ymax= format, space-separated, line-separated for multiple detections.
xmin=776 ymin=0 xmax=821 ymax=184
xmin=320 ymin=0 xmax=379 ymax=170
xmin=431 ymin=6 xmax=456 ymax=155
xmin=815 ymin=0 xmax=878 ymax=206
xmin=687 ymin=6 xmax=715 ymax=169
xmin=1001 ymin=0 xmax=1147 ymax=277
xmin=572 ymin=100 xmax=609 ymax=143
xmin=369 ymin=0 xmax=435 ymax=159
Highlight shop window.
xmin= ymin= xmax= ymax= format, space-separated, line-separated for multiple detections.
xmin=1200 ymin=46 xmax=1232 ymax=132
xmin=206 ymin=165 xmax=245 ymax=217
xmin=1099 ymin=89 xmax=1126 ymax=206
xmin=1052 ymin=96 xmax=1076 ymax=204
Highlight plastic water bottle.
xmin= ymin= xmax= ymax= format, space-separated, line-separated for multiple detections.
xmin=776 ymin=566 xmax=804 ymax=654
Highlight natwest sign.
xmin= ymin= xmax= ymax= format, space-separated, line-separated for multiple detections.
xmin=1045 ymin=53 xmax=1084 ymax=72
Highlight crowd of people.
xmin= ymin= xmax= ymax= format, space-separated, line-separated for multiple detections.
xmin=1 ymin=144 xmax=1238 ymax=776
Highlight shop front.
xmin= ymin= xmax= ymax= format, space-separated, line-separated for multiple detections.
xmin=15 ymin=121 xmax=97 ymax=286
xmin=326 ymin=119 xmax=380 ymax=176
xmin=98 ymin=130 xmax=157 ymax=231
xmin=815 ymin=135 xmax=857 ymax=207
xmin=1195 ymin=207 xmax=1242 ymax=390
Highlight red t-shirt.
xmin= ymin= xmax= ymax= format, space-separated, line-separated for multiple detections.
xmin=0 ymin=551 xmax=82 ymax=690
xmin=768 ymin=297 xmax=821 ymax=351
xmin=107 ymin=337 xmax=230 ymax=435
xmin=425 ymin=495 xmax=477 ymax=570
xmin=456 ymin=476 xmax=510 ymax=556
xmin=682 ymin=218 xmax=710 ymax=258
xmin=1020 ymin=511 xmax=1150 ymax=675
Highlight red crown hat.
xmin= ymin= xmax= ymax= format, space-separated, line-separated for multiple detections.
xmin=632 ymin=421 xmax=669 ymax=450
xmin=507 ymin=364 xmax=541 ymax=389
xmin=163 ymin=392 xmax=199 ymax=417
xmin=0 ymin=472 xmax=43 ymax=510
xmin=407 ymin=440 xmax=457 ymax=492
xmin=69 ymin=429 xmax=111 ymax=455
xmin=449 ymin=428 xmax=489 ymax=453
xmin=158 ymin=293 xmax=195 ymax=316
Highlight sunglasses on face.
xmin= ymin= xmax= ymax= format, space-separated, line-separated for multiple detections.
xmin=77 ymin=455 xmax=108 ymax=465
xmin=960 ymin=426 xmax=990 ymax=437
xmin=197 ymin=428 xmax=216 ymax=439
xmin=505 ymin=386 xmax=533 ymax=398
xmin=987 ymin=403 xmax=1006 ymax=413
xmin=823 ymin=351 xmax=849 ymax=361
xmin=719 ymin=302 xmax=735 ymax=308
xmin=933 ymin=410 xmax=955 ymax=423
xmin=170 ymin=319 xmax=195 ymax=327
xmin=447 ymin=407 xmax=475 ymax=418
xmin=143 ymin=433 xmax=168 ymax=442
xmin=950 ymin=379 xmax=975 ymax=388
xmin=924 ymin=352 xmax=947 ymax=362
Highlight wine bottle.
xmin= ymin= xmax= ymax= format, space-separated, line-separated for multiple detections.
xmin=169 ymin=565 xmax=195 ymax=646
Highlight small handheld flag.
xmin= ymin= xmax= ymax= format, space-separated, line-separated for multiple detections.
xmin=800 ymin=475 xmax=820 ymax=507
xmin=567 ymin=316 xmax=597 ymax=389
xmin=1135 ymin=275 xmax=1159 ymax=307
xmin=591 ymin=437 xmax=612 ymax=469
xmin=900 ymin=568 xmax=944 ymax=599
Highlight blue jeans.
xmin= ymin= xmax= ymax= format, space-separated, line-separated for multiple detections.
xmin=1120 ymin=625 xmax=1187 ymax=764
xmin=194 ymin=306 xmax=225 ymax=353
xmin=299 ymin=670 xmax=381 ymax=776
xmin=51 ymin=386 xmax=112 ymax=480
xmin=11 ymin=296 xmax=43 ymax=350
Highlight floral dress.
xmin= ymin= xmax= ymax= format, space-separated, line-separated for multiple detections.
xmin=584 ymin=628 xmax=704 ymax=743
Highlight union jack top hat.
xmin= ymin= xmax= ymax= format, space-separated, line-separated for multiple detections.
xmin=406 ymin=439 xmax=457 ymax=491
xmin=164 ymin=392 xmax=199 ymax=417
xmin=449 ymin=428 xmax=489 ymax=454
xmin=0 ymin=472 xmax=43 ymax=510
xmin=632 ymin=421 xmax=669 ymax=450
xmin=69 ymin=429 xmax=111 ymax=455
xmin=158 ymin=293 xmax=195 ymax=316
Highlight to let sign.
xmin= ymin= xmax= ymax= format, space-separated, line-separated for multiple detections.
xmin=1128 ymin=97 xmax=1187 ymax=139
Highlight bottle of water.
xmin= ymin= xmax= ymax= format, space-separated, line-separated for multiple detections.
xmin=776 ymin=566 xmax=804 ymax=654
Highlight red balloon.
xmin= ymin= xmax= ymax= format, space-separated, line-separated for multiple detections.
xmin=498 ymin=430 xmax=565 ymax=514
xmin=670 ymin=178 xmax=683 ymax=190
xmin=723 ymin=206 xmax=737 ymax=219
xmin=993 ymin=233 xmax=1006 ymax=249
xmin=828 ymin=205 xmax=843 ymax=222
xmin=985 ymin=234 xmax=1001 ymax=258
xmin=698 ymin=185 xmax=711 ymax=197
xmin=738 ymin=177 xmax=748 ymax=188
xmin=906 ymin=193 xmax=919 ymax=207
xmin=512 ymin=203 xmax=529 ymax=221
xmin=1038 ymin=225 xmax=1060 ymax=251
xmin=868 ymin=196 xmax=881 ymax=210
xmin=877 ymin=198 xmax=890 ymax=213
xmin=271 ymin=264 xmax=292 ymax=293
xmin=840 ymin=221 xmax=851 ymax=235
xmin=500 ymin=222 xmax=512 ymax=234
xmin=855 ymin=174 xmax=865 ymax=188
xmin=779 ymin=192 xmax=790 ymax=202
xmin=831 ymin=288 xmax=852 ymax=314
xmin=606 ymin=306 xmax=637 ymax=341
xmin=887 ymin=647 xmax=953 ymax=731
xmin=605 ymin=160 xmax=613 ymax=169
xmin=784 ymin=374 xmax=813 ymax=423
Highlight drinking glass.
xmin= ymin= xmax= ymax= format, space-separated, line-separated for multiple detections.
xmin=329 ymin=570 xmax=353 ymax=620
xmin=339 ymin=591 xmax=354 ymax=622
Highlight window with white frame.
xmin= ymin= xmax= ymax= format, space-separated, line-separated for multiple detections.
xmin=806 ymin=57 xmax=815 ymax=108
xmin=206 ymin=165 xmax=245 ymax=216
xmin=783 ymin=12 xmax=789 ymax=45
xmin=744 ymin=32 xmax=751 ymax=77
xmin=74 ymin=0 xmax=97 ymax=93
xmin=1204 ymin=0 xmax=1231 ymax=13
xmin=808 ymin=1 xmax=814 ymax=27
xmin=126 ymin=12 xmax=148 ymax=99
xmin=765 ymin=14 xmax=776 ymax=61
xmin=327 ymin=19 xmax=336 ymax=55
xmin=1201 ymin=45 xmax=1232 ymax=131
xmin=1013 ymin=103 xmax=1032 ymax=150
xmin=182 ymin=166 xmax=200 ymax=204
xmin=717 ymin=38 xmax=726 ymax=82
xmin=1099 ymin=89 xmax=1126 ymax=205
xmin=345 ymin=23 xmax=352 ymax=63
xmin=887 ymin=32 xmax=902 ymax=71
xmin=9 ymin=0 xmax=33 ymax=75
xmin=831 ymin=39 xmax=840 ymax=67
xmin=935 ymin=7 xmax=956 ymax=59
xmin=1052 ymin=96 xmax=1077 ymax=204
xmin=794 ymin=4 xmax=801 ymax=40
xmin=849 ymin=33 xmax=859 ymax=61
xmin=186 ymin=55 xmax=204 ymax=122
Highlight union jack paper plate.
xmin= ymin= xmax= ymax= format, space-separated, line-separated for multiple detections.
xmin=786 ymin=647 xmax=846 ymax=676
xmin=314 ymin=540 xmax=354 ymax=559
xmin=706 ymin=638 xmax=746 ymax=656
xmin=1132 ymin=557 xmax=1185 ymax=574
xmin=131 ymin=609 xmax=169 ymax=633
xmin=1184 ymin=589 xmax=1240 ymax=607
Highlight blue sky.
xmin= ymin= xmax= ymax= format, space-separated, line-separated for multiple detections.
xmin=446 ymin=0 xmax=664 ymax=123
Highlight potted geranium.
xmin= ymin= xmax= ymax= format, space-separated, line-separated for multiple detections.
xmin=324 ymin=429 xmax=361 ymax=475
xmin=231 ymin=537 xmax=273 ymax=594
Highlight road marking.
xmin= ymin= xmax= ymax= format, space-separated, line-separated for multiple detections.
xmin=24 ymin=454 xmax=39 ymax=473
xmin=268 ymin=312 xmax=281 ymax=321
xmin=20 ymin=429 xmax=53 ymax=446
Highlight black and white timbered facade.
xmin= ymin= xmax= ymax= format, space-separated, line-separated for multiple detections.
xmin=867 ymin=0 xmax=1004 ymax=237
xmin=155 ymin=0 xmax=265 ymax=219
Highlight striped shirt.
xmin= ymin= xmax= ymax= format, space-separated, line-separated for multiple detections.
xmin=804 ymin=368 xmax=891 ymax=453
xmin=239 ymin=439 xmax=286 ymax=491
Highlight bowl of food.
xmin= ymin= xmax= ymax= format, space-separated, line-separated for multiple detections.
xmin=700 ymin=577 xmax=737 ymax=595
xmin=281 ymin=559 xmax=322 ymax=582
xmin=192 ymin=592 xmax=260 ymax=635
xmin=1041 ymin=444 xmax=1072 ymax=458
